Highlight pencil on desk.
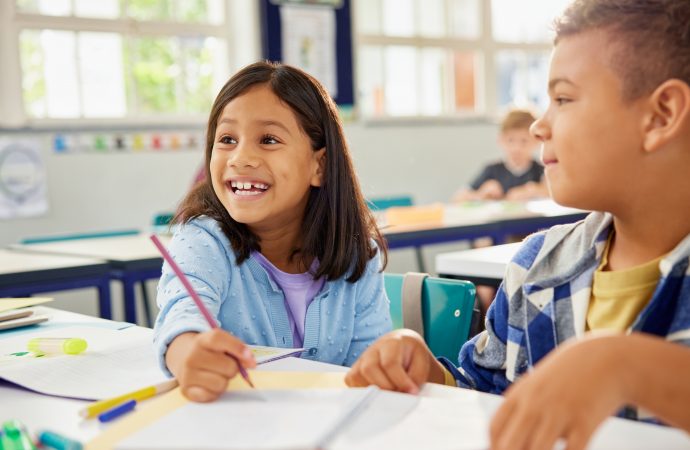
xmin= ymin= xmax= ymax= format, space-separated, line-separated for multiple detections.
xmin=79 ymin=379 xmax=178 ymax=418
xmin=149 ymin=234 xmax=255 ymax=389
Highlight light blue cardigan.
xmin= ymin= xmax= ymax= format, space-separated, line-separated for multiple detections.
xmin=153 ymin=217 xmax=392 ymax=375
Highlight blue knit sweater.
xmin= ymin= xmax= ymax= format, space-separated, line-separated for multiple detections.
xmin=153 ymin=217 xmax=392 ymax=375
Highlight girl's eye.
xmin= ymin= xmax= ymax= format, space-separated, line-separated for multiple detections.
xmin=219 ymin=135 xmax=236 ymax=145
xmin=261 ymin=135 xmax=279 ymax=145
xmin=554 ymin=97 xmax=571 ymax=106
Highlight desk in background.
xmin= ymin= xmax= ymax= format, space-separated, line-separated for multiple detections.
xmin=0 ymin=249 xmax=112 ymax=319
xmin=11 ymin=234 xmax=170 ymax=325
xmin=382 ymin=200 xmax=587 ymax=250
xmin=436 ymin=242 xmax=520 ymax=287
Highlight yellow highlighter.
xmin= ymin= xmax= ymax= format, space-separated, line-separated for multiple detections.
xmin=27 ymin=337 xmax=87 ymax=355
xmin=79 ymin=379 xmax=179 ymax=419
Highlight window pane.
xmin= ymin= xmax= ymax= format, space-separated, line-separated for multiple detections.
xmin=382 ymin=0 xmax=414 ymax=37
xmin=19 ymin=30 xmax=47 ymax=118
xmin=78 ymin=32 xmax=126 ymax=117
xmin=357 ymin=46 xmax=384 ymax=117
xmin=129 ymin=37 xmax=179 ymax=113
xmin=450 ymin=0 xmax=481 ymax=39
xmin=180 ymin=37 xmax=222 ymax=114
xmin=492 ymin=0 xmax=571 ymax=43
xmin=384 ymin=46 xmax=417 ymax=116
xmin=453 ymin=51 xmax=476 ymax=111
xmin=354 ymin=0 xmax=382 ymax=35
xmin=41 ymin=30 xmax=80 ymax=118
xmin=173 ymin=0 xmax=224 ymax=24
xmin=16 ymin=0 xmax=71 ymax=16
xmin=127 ymin=0 xmax=173 ymax=21
xmin=419 ymin=48 xmax=445 ymax=115
xmin=496 ymin=51 xmax=550 ymax=111
xmin=74 ymin=0 xmax=120 ymax=19
xmin=418 ymin=0 xmax=445 ymax=38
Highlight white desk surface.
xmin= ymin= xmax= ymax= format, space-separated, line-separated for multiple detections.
xmin=2 ymin=308 xmax=689 ymax=449
xmin=0 ymin=249 xmax=108 ymax=276
xmin=435 ymin=242 xmax=521 ymax=280
xmin=10 ymin=234 xmax=172 ymax=263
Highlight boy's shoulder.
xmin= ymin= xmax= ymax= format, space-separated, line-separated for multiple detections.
xmin=510 ymin=211 xmax=611 ymax=280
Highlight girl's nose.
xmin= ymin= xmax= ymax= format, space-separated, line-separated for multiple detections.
xmin=229 ymin=142 xmax=260 ymax=168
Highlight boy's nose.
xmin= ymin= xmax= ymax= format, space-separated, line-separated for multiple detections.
xmin=530 ymin=117 xmax=550 ymax=141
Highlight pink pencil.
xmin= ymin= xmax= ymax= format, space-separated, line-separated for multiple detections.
xmin=150 ymin=234 xmax=255 ymax=388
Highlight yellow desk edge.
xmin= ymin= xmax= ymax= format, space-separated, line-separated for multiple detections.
xmin=87 ymin=371 xmax=347 ymax=450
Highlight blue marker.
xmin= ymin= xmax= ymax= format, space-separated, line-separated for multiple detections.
xmin=97 ymin=399 xmax=137 ymax=423
xmin=37 ymin=430 xmax=82 ymax=450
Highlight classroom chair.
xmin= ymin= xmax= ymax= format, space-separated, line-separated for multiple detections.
xmin=368 ymin=195 xmax=427 ymax=272
xmin=385 ymin=272 xmax=476 ymax=361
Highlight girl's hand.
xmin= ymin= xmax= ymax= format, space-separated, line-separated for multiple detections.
xmin=345 ymin=329 xmax=446 ymax=394
xmin=490 ymin=335 xmax=626 ymax=450
xmin=165 ymin=329 xmax=257 ymax=402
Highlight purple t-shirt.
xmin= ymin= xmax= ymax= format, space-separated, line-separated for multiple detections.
xmin=252 ymin=252 xmax=325 ymax=348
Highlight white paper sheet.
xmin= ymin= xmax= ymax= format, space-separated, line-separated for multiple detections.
xmin=0 ymin=326 xmax=167 ymax=400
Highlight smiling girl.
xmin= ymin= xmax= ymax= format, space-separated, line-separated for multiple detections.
xmin=153 ymin=62 xmax=391 ymax=402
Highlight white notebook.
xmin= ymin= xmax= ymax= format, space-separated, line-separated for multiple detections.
xmin=116 ymin=387 xmax=490 ymax=450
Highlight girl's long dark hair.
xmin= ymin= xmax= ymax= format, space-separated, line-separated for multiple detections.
xmin=175 ymin=61 xmax=387 ymax=282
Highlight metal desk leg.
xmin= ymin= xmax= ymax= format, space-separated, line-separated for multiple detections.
xmin=97 ymin=279 xmax=112 ymax=320
xmin=122 ymin=277 xmax=138 ymax=324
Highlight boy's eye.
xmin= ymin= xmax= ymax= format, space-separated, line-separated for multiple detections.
xmin=219 ymin=135 xmax=236 ymax=145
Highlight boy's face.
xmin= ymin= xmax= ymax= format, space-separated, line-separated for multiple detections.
xmin=209 ymin=84 xmax=324 ymax=235
xmin=498 ymin=128 xmax=539 ymax=168
xmin=530 ymin=30 xmax=647 ymax=211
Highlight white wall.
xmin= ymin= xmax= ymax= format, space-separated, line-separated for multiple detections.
xmin=0 ymin=121 xmax=500 ymax=323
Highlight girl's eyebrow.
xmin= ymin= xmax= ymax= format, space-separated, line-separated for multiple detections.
xmin=216 ymin=117 xmax=292 ymax=137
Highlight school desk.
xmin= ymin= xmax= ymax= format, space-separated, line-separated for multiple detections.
xmin=10 ymin=234 xmax=171 ymax=325
xmin=435 ymin=242 xmax=520 ymax=287
xmin=382 ymin=199 xmax=587 ymax=249
xmin=2 ymin=307 xmax=689 ymax=449
xmin=0 ymin=249 xmax=112 ymax=319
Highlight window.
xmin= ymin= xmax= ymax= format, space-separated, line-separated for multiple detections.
xmin=7 ymin=0 xmax=256 ymax=124
xmin=354 ymin=0 xmax=571 ymax=119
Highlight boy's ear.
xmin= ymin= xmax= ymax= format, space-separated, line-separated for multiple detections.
xmin=310 ymin=147 xmax=326 ymax=187
xmin=642 ymin=79 xmax=690 ymax=152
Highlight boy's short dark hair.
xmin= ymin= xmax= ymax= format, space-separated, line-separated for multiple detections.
xmin=500 ymin=109 xmax=537 ymax=133
xmin=554 ymin=0 xmax=690 ymax=102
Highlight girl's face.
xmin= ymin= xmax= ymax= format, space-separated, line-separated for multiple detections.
xmin=210 ymin=84 xmax=324 ymax=236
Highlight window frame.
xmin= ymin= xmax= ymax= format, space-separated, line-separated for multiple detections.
xmin=0 ymin=0 xmax=260 ymax=129
xmin=353 ymin=0 xmax=554 ymax=122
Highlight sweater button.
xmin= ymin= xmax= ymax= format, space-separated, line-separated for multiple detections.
xmin=308 ymin=347 xmax=318 ymax=356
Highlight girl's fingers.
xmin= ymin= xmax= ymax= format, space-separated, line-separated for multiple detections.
xmin=199 ymin=329 xmax=256 ymax=368
xmin=182 ymin=369 xmax=231 ymax=402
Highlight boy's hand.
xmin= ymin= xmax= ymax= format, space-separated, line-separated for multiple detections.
xmin=477 ymin=180 xmax=504 ymax=200
xmin=345 ymin=329 xmax=446 ymax=394
xmin=490 ymin=336 xmax=626 ymax=450
xmin=165 ymin=329 xmax=257 ymax=402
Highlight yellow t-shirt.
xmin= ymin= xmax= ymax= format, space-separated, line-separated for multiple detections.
xmin=586 ymin=235 xmax=663 ymax=332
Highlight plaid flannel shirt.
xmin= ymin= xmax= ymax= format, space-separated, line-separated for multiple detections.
xmin=441 ymin=212 xmax=690 ymax=405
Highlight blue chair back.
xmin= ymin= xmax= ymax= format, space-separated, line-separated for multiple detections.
xmin=367 ymin=195 xmax=414 ymax=211
xmin=385 ymin=273 xmax=476 ymax=361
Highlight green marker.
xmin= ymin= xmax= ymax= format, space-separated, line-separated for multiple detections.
xmin=1 ymin=419 xmax=36 ymax=450
xmin=27 ymin=338 xmax=87 ymax=356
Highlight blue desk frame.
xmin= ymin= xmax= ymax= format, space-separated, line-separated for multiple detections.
xmin=0 ymin=262 xmax=113 ymax=319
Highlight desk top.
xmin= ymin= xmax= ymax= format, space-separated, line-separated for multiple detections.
xmin=2 ymin=308 xmax=689 ymax=450
xmin=10 ymin=234 xmax=171 ymax=267
xmin=436 ymin=242 xmax=521 ymax=280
